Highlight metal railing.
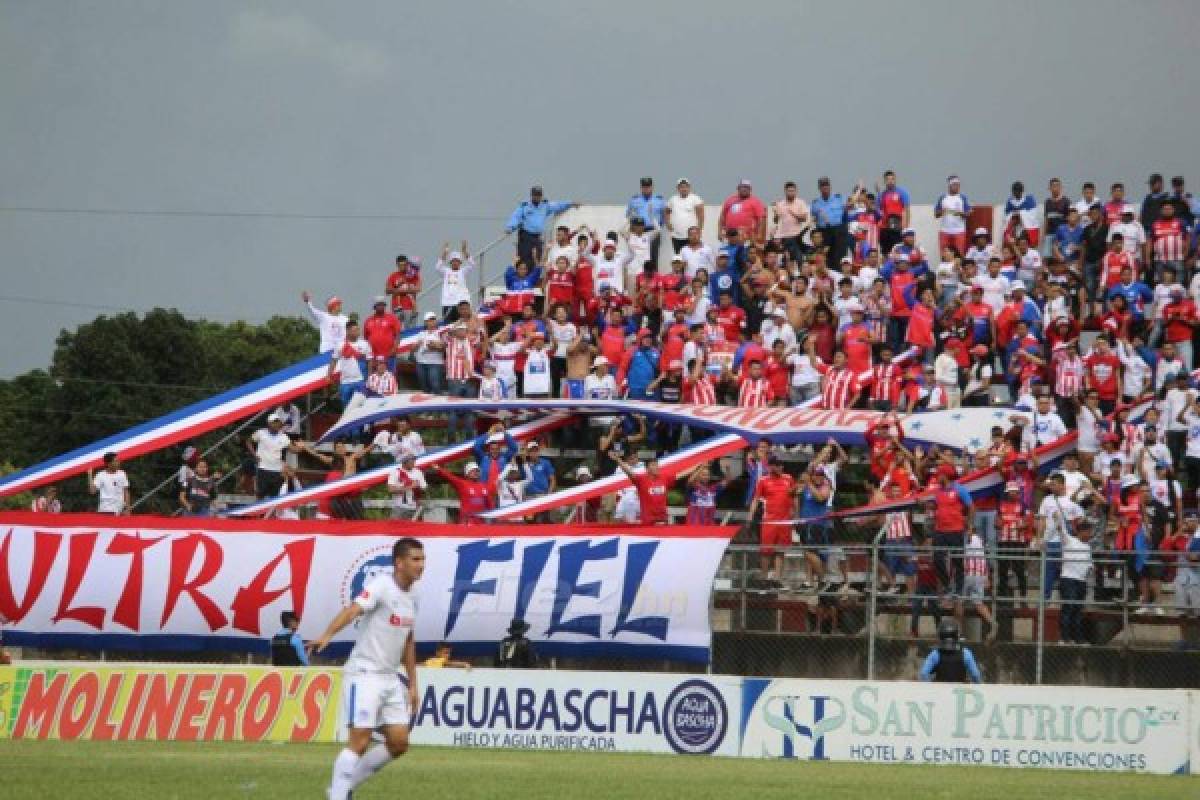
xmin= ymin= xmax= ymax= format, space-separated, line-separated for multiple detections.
xmin=412 ymin=231 xmax=513 ymax=315
xmin=712 ymin=540 xmax=1199 ymax=688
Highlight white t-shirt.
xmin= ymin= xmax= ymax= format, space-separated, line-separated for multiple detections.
xmin=666 ymin=194 xmax=704 ymax=238
xmin=1152 ymin=283 xmax=1183 ymax=320
xmin=1077 ymin=405 xmax=1101 ymax=452
xmin=374 ymin=430 xmax=424 ymax=461
xmin=937 ymin=193 xmax=968 ymax=234
xmin=523 ymin=348 xmax=552 ymax=395
xmin=1156 ymin=359 xmax=1185 ymax=392
xmin=1149 ymin=478 xmax=1182 ymax=509
xmin=490 ymin=341 xmax=522 ymax=384
xmin=548 ymin=320 xmax=577 ymax=358
xmin=973 ymin=274 xmax=1010 ymax=315
xmin=1109 ymin=221 xmax=1146 ymax=258
xmin=1184 ymin=410 xmax=1200 ymax=459
xmin=626 ymin=231 xmax=656 ymax=275
xmin=438 ymin=260 xmax=474 ymax=307
xmin=94 ymin=470 xmax=129 ymax=513
xmin=414 ymin=330 xmax=445 ymax=365
xmin=334 ymin=339 xmax=372 ymax=382
xmin=307 ymin=303 xmax=348 ymax=353
xmin=593 ymin=253 xmax=629 ymax=294
xmin=387 ymin=466 xmax=426 ymax=510
xmin=786 ymin=353 xmax=820 ymax=387
xmin=1060 ymin=469 xmax=1090 ymax=500
xmin=1016 ymin=249 xmax=1042 ymax=287
xmin=1116 ymin=341 xmax=1151 ymax=398
xmin=584 ymin=373 xmax=618 ymax=427
xmin=252 ymin=429 xmax=291 ymax=472
xmin=1025 ymin=410 xmax=1067 ymax=448
xmin=680 ymin=243 xmax=716 ymax=279
xmin=934 ymin=352 xmax=959 ymax=385
xmin=1038 ymin=495 xmax=1083 ymax=544
xmin=1060 ymin=532 xmax=1093 ymax=582
xmin=346 ymin=574 xmax=418 ymax=674
xmin=965 ymin=244 xmax=995 ymax=272
xmin=833 ymin=295 xmax=857 ymax=329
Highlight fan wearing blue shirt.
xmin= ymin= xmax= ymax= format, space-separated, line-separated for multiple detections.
xmin=1053 ymin=207 xmax=1086 ymax=264
xmin=506 ymin=185 xmax=577 ymax=269
xmin=1105 ymin=267 xmax=1155 ymax=321
xmin=627 ymin=177 xmax=666 ymax=266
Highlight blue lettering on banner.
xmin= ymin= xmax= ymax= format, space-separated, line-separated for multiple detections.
xmin=444 ymin=539 xmax=514 ymax=637
xmin=609 ymin=541 xmax=669 ymax=640
xmin=513 ymin=540 xmax=554 ymax=625
xmin=547 ymin=539 xmax=619 ymax=637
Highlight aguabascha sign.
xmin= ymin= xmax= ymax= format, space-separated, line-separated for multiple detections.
xmin=0 ymin=513 xmax=733 ymax=663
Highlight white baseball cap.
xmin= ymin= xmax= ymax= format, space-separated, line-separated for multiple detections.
xmin=593 ymin=356 xmax=609 ymax=367
xmin=423 ymin=311 xmax=438 ymax=321
xmin=464 ymin=461 xmax=480 ymax=474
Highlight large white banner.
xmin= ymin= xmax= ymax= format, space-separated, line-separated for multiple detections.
xmin=0 ymin=513 xmax=734 ymax=663
xmin=408 ymin=668 xmax=741 ymax=756
xmin=739 ymin=678 xmax=1192 ymax=774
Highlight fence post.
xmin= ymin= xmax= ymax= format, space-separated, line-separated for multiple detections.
xmin=1036 ymin=544 xmax=1047 ymax=685
xmin=867 ymin=532 xmax=884 ymax=680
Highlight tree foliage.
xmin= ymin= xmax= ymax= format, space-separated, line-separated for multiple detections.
xmin=0 ymin=309 xmax=318 ymax=513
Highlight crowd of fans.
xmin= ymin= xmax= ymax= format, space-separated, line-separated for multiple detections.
xmin=25 ymin=171 xmax=1200 ymax=642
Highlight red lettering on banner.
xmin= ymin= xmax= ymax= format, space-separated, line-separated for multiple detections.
xmin=162 ymin=533 xmax=228 ymax=631
xmin=174 ymin=673 xmax=216 ymax=741
xmin=241 ymin=673 xmax=284 ymax=741
xmin=291 ymin=672 xmax=332 ymax=742
xmin=135 ymin=673 xmax=187 ymax=740
xmin=52 ymin=532 xmax=105 ymax=629
xmin=12 ymin=671 xmax=67 ymax=739
xmin=203 ymin=673 xmax=248 ymax=741
xmin=0 ymin=529 xmax=61 ymax=624
xmin=58 ymin=671 xmax=101 ymax=740
xmin=117 ymin=672 xmax=148 ymax=740
xmin=91 ymin=673 xmax=124 ymax=740
xmin=230 ymin=538 xmax=315 ymax=634
xmin=106 ymin=533 xmax=166 ymax=631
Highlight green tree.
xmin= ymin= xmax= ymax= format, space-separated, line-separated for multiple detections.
xmin=0 ymin=309 xmax=318 ymax=514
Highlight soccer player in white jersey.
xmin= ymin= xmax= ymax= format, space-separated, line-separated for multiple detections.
xmin=311 ymin=537 xmax=425 ymax=800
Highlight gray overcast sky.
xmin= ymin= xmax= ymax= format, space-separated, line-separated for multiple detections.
xmin=2 ymin=0 xmax=1198 ymax=377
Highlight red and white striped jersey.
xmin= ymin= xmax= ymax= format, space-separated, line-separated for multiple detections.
xmin=1152 ymin=218 xmax=1187 ymax=262
xmin=869 ymin=362 xmax=902 ymax=404
xmin=445 ymin=337 xmax=475 ymax=382
xmin=366 ymin=370 xmax=398 ymax=396
xmin=738 ymin=376 xmax=774 ymax=407
xmin=685 ymin=375 xmax=717 ymax=406
xmin=1054 ymin=353 xmax=1085 ymax=399
xmin=997 ymin=499 xmax=1030 ymax=543
xmin=963 ymin=534 xmax=989 ymax=577
xmin=884 ymin=510 xmax=912 ymax=540
xmin=819 ymin=366 xmax=859 ymax=409
xmin=1121 ymin=422 xmax=1143 ymax=456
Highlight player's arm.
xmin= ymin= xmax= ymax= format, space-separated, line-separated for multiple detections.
xmin=404 ymin=632 xmax=418 ymax=709
xmin=309 ymin=603 xmax=364 ymax=654
xmin=918 ymin=650 xmax=939 ymax=682
xmin=964 ymin=649 xmax=983 ymax=683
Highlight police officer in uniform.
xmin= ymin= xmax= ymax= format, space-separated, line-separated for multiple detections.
xmin=918 ymin=619 xmax=981 ymax=683
xmin=271 ymin=610 xmax=309 ymax=667
xmin=495 ymin=618 xmax=538 ymax=668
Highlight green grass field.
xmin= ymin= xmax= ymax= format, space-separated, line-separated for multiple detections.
xmin=1 ymin=741 xmax=1194 ymax=800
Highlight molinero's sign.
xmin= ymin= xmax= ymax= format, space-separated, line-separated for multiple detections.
xmin=0 ymin=665 xmax=338 ymax=741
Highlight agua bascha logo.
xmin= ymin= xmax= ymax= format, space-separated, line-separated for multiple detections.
xmin=761 ymin=694 xmax=846 ymax=760
xmin=342 ymin=547 xmax=395 ymax=608
xmin=662 ymin=680 xmax=727 ymax=755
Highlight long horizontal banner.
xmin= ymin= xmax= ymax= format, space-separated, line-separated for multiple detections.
xmin=225 ymin=414 xmax=572 ymax=518
xmin=0 ymin=311 xmax=500 ymax=499
xmin=4 ymin=664 xmax=1194 ymax=776
xmin=0 ymin=514 xmax=734 ymax=663
xmin=321 ymin=393 xmax=1032 ymax=451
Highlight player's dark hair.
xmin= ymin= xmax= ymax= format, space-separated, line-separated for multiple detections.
xmin=281 ymin=610 xmax=298 ymax=627
xmin=393 ymin=537 xmax=423 ymax=561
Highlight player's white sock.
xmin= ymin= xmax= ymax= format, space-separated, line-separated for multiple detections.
xmin=329 ymin=748 xmax=360 ymax=800
xmin=349 ymin=742 xmax=394 ymax=788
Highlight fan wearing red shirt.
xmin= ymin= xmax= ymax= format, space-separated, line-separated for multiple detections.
xmin=839 ymin=306 xmax=874 ymax=374
xmin=905 ymin=289 xmax=938 ymax=352
xmin=385 ymin=256 xmax=421 ymax=326
xmin=719 ymin=180 xmax=768 ymax=241
xmin=1083 ymin=337 xmax=1123 ymax=413
xmin=753 ymin=457 xmax=799 ymax=582
xmin=765 ymin=341 xmax=791 ymax=404
xmin=618 ymin=457 xmax=670 ymax=525
xmin=864 ymin=415 xmax=905 ymax=481
xmin=715 ymin=293 xmax=746 ymax=342
xmin=362 ymin=298 xmax=402 ymax=369
xmin=737 ymin=360 xmax=776 ymax=407
xmin=544 ymin=256 xmax=577 ymax=310
xmin=1101 ymin=237 xmax=1134 ymax=289
xmin=1162 ymin=288 xmax=1198 ymax=365
xmin=811 ymin=346 xmax=862 ymax=409
xmin=432 ymin=463 xmax=493 ymax=524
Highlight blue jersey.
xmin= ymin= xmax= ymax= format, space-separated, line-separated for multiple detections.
xmin=919 ymin=648 xmax=981 ymax=683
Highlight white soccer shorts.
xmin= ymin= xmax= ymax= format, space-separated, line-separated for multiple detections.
xmin=343 ymin=672 xmax=411 ymax=730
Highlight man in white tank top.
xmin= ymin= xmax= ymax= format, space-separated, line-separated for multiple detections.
xmin=311 ymin=538 xmax=425 ymax=800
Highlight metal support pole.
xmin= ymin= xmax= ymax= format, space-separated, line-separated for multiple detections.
xmin=867 ymin=531 xmax=884 ymax=680
xmin=1036 ymin=544 xmax=1047 ymax=685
